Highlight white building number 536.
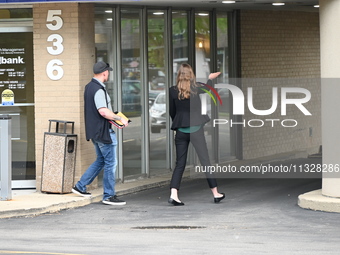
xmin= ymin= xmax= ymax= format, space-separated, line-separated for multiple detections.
xmin=46 ymin=10 xmax=64 ymax=81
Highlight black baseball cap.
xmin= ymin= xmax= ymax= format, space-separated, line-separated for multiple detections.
xmin=93 ymin=61 xmax=113 ymax=74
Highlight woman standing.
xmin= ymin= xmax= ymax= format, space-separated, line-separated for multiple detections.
xmin=168 ymin=63 xmax=225 ymax=206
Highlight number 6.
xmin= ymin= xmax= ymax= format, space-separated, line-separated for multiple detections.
xmin=46 ymin=59 xmax=64 ymax=81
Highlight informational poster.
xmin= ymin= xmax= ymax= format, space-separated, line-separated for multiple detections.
xmin=0 ymin=32 xmax=34 ymax=104
xmin=1 ymin=89 xmax=14 ymax=105
xmin=0 ymin=48 xmax=26 ymax=90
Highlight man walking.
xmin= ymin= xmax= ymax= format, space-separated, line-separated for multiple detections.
xmin=72 ymin=61 xmax=129 ymax=205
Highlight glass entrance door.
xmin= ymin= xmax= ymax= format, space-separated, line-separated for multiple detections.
xmin=148 ymin=9 xmax=168 ymax=173
xmin=93 ymin=6 xmax=236 ymax=181
xmin=120 ymin=9 xmax=144 ymax=178
xmin=0 ymin=22 xmax=35 ymax=188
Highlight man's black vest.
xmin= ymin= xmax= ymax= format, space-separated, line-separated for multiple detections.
xmin=84 ymin=78 xmax=112 ymax=144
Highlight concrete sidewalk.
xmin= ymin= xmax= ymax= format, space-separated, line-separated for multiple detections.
xmin=0 ymin=172 xmax=175 ymax=219
xmin=1 ymin=151 xmax=340 ymax=219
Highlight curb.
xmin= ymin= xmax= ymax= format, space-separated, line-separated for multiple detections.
xmin=0 ymin=178 xmax=172 ymax=219
xmin=298 ymin=189 xmax=340 ymax=213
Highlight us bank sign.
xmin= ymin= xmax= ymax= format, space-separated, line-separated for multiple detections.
xmin=200 ymin=83 xmax=312 ymax=128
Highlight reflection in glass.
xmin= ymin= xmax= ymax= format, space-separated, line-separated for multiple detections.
xmin=94 ymin=7 xmax=113 ymax=64
xmin=148 ymin=10 xmax=167 ymax=172
xmin=195 ymin=11 xmax=211 ymax=83
xmin=172 ymin=11 xmax=189 ymax=81
xmin=195 ymin=11 xmax=214 ymax=162
xmin=121 ymin=10 xmax=143 ymax=177
xmin=216 ymin=12 xmax=234 ymax=161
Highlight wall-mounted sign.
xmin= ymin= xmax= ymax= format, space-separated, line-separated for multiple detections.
xmin=1 ymin=89 xmax=14 ymax=105
xmin=0 ymin=47 xmax=26 ymax=90
xmin=0 ymin=32 xmax=33 ymax=104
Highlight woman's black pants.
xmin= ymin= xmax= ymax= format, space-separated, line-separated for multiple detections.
xmin=170 ymin=127 xmax=218 ymax=190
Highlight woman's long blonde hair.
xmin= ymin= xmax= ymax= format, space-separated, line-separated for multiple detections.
xmin=176 ymin=63 xmax=197 ymax=100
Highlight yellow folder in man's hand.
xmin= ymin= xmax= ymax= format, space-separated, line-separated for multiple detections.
xmin=109 ymin=112 xmax=131 ymax=129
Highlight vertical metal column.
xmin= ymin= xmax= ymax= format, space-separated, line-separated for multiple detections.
xmin=141 ymin=7 xmax=149 ymax=177
xmin=0 ymin=115 xmax=12 ymax=201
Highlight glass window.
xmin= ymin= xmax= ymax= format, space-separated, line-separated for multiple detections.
xmin=0 ymin=8 xmax=32 ymax=19
xmin=172 ymin=11 xmax=189 ymax=80
xmin=0 ymin=17 xmax=35 ymax=185
xmin=195 ymin=11 xmax=211 ymax=83
xmin=121 ymin=9 xmax=143 ymax=177
xmin=94 ymin=7 xmax=113 ymax=64
xmin=148 ymin=10 xmax=167 ymax=172
xmin=195 ymin=11 xmax=215 ymax=162
xmin=216 ymin=12 xmax=234 ymax=161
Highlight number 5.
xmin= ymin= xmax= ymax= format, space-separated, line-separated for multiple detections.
xmin=46 ymin=10 xmax=63 ymax=31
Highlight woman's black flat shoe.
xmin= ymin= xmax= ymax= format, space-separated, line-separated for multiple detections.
xmin=168 ymin=198 xmax=185 ymax=206
xmin=214 ymin=193 xmax=225 ymax=203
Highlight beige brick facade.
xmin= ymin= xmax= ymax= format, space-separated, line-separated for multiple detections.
xmin=33 ymin=3 xmax=96 ymax=191
xmin=240 ymin=10 xmax=321 ymax=159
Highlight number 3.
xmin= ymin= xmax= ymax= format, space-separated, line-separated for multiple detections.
xmin=47 ymin=34 xmax=64 ymax=55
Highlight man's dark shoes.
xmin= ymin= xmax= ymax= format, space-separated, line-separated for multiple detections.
xmin=214 ymin=193 xmax=225 ymax=203
xmin=72 ymin=186 xmax=92 ymax=197
xmin=168 ymin=198 xmax=184 ymax=206
xmin=102 ymin=195 xmax=126 ymax=205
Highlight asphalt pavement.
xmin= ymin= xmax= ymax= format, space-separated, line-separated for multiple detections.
xmin=1 ymin=153 xmax=340 ymax=254
xmin=1 ymin=176 xmax=340 ymax=255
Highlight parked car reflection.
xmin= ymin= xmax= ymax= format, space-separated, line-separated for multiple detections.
xmin=122 ymin=80 xmax=141 ymax=116
xmin=121 ymin=80 xmax=165 ymax=117
xmin=149 ymin=89 xmax=162 ymax=107
xmin=150 ymin=92 xmax=166 ymax=133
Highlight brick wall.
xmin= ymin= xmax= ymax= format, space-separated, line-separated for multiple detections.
xmin=33 ymin=3 xmax=96 ymax=190
xmin=240 ymin=10 xmax=321 ymax=159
